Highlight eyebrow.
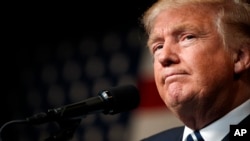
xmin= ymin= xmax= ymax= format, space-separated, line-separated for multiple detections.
xmin=147 ymin=23 xmax=205 ymax=47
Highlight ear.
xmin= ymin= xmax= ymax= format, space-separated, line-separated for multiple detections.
xmin=234 ymin=45 xmax=250 ymax=74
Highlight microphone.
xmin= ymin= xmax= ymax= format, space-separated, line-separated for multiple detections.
xmin=26 ymin=85 xmax=140 ymax=124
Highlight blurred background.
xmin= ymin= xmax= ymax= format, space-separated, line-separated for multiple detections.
xmin=1 ymin=0 xmax=183 ymax=141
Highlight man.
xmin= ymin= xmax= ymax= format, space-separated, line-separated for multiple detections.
xmin=141 ymin=0 xmax=250 ymax=140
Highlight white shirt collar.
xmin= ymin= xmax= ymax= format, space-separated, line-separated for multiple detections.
xmin=182 ymin=99 xmax=250 ymax=141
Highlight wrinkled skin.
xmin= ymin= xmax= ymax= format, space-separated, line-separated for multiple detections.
xmin=148 ymin=5 xmax=248 ymax=129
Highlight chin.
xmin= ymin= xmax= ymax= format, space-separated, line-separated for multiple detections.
xmin=165 ymin=90 xmax=196 ymax=110
xmin=164 ymin=93 xmax=181 ymax=108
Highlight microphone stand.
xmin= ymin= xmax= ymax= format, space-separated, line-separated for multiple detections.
xmin=44 ymin=118 xmax=82 ymax=141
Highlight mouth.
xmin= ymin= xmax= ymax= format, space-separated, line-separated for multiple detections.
xmin=166 ymin=73 xmax=186 ymax=79
xmin=163 ymin=71 xmax=189 ymax=82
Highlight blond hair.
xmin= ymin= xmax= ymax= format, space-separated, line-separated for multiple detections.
xmin=141 ymin=0 xmax=250 ymax=50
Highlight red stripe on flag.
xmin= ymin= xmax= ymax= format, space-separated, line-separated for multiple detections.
xmin=137 ymin=79 xmax=166 ymax=110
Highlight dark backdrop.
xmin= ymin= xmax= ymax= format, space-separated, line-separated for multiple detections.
xmin=1 ymin=1 xmax=156 ymax=141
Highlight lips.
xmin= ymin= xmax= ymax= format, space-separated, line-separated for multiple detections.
xmin=163 ymin=70 xmax=188 ymax=82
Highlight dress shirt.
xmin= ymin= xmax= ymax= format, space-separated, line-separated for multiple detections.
xmin=182 ymin=99 xmax=250 ymax=141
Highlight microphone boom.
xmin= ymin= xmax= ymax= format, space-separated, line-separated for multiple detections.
xmin=26 ymin=85 xmax=140 ymax=124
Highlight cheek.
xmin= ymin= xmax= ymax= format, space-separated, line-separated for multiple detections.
xmin=153 ymin=62 xmax=161 ymax=82
xmin=187 ymin=52 xmax=234 ymax=91
xmin=153 ymin=62 xmax=166 ymax=96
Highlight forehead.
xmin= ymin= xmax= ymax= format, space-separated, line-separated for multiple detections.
xmin=149 ymin=4 xmax=218 ymax=36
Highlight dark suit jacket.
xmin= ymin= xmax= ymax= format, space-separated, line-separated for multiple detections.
xmin=141 ymin=114 xmax=250 ymax=141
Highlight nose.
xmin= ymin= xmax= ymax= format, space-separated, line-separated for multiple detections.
xmin=157 ymin=45 xmax=180 ymax=67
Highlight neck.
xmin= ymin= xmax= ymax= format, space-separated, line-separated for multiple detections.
xmin=174 ymin=82 xmax=250 ymax=130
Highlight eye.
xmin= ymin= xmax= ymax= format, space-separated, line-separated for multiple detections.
xmin=177 ymin=33 xmax=196 ymax=42
xmin=152 ymin=44 xmax=163 ymax=54
xmin=178 ymin=34 xmax=197 ymax=47
xmin=184 ymin=34 xmax=196 ymax=40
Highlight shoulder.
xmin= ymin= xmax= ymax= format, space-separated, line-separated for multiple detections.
xmin=141 ymin=126 xmax=184 ymax=141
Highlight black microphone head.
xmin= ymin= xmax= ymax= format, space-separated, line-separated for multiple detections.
xmin=99 ymin=85 xmax=140 ymax=115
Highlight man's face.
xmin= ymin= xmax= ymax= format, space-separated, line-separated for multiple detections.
xmin=148 ymin=5 xmax=235 ymax=114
